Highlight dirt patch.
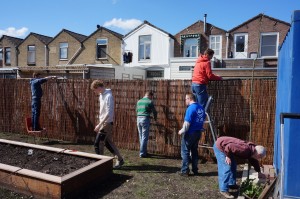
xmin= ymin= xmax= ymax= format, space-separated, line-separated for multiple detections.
xmin=0 ymin=132 xmax=244 ymax=199
xmin=0 ymin=143 xmax=97 ymax=176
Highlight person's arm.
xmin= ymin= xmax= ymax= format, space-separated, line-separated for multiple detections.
xmin=94 ymin=95 xmax=113 ymax=132
xmin=249 ymin=158 xmax=266 ymax=179
xmin=150 ymin=102 xmax=157 ymax=121
xmin=204 ymin=62 xmax=222 ymax=81
xmin=178 ymin=121 xmax=190 ymax=135
xmin=45 ymin=76 xmax=57 ymax=79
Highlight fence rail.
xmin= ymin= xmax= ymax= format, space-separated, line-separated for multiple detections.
xmin=0 ymin=78 xmax=276 ymax=164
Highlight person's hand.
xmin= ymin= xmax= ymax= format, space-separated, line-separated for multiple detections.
xmin=178 ymin=130 xmax=183 ymax=135
xmin=225 ymin=156 xmax=231 ymax=165
xmin=94 ymin=125 xmax=100 ymax=133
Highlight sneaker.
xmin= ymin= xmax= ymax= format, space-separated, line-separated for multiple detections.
xmin=177 ymin=171 xmax=189 ymax=177
xmin=220 ymin=191 xmax=234 ymax=199
xmin=113 ymin=159 xmax=124 ymax=169
xmin=193 ymin=171 xmax=200 ymax=176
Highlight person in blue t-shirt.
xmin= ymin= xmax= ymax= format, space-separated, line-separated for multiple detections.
xmin=178 ymin=93 xmax=206 ymax=176
xmin=30 ymin=72 xmax=57 ymax=131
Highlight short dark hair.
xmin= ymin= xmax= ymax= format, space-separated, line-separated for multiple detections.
xmin=145 ymin=91 xmax=154 ymax=97
xmin=33 ymin=72 xmax=41 ymax=78
xmin=204 ymin=48 xmax=214 ymax=56
xmin=186 ymin=93 xmax=196 ymax=101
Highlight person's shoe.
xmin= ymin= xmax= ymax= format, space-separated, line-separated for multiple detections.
xmin=113 ymin=159 xmax=124 ymax=169
xmin=193 ymin=171 xmax=200 ymax=176
xmin=229 ymin=184 xmax=239 ymax=190
xmin=140 ymin=154 xmax=147 ymax=158
xmin=177 ymin=171 xmax=189 ymax=177
xmin=220 ymin=191 xmax=234 ymax=199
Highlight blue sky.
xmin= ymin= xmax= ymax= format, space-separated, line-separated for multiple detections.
xmin=0 ymin=0 xmax=299 ymax=38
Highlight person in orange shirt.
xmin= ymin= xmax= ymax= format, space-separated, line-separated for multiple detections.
xmin=192 ymin=48 xmax=222 ymax=108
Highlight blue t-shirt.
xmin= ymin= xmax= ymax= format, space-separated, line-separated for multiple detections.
xmin=184 ymin=103 xmax=206 ymax=134
xmin=30 ymin=78 xmax=47 ymax=99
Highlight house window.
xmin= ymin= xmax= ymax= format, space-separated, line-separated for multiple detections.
xmin=27 ymin=45 xmax=36 ymax=64
xmin=209 ymin=35 xmax=222 ymax=59
xmin=184 ymin=38 xmax=198 ymax=57
xmin=146 ymin=70 xmax=163 ymax=78
xmin=139 ymin=35 xmax=151 ymax=60
xmin=260 ymin=33 xmax=278 ymax=57
xmin=4 ymin=47 xmax=11 ymax=65
xmin=59 ymin=42 xmax=68 ymax=59
xmin=0 ymin=48 xmax=3 ymax=66
xmin=96 ymin=38 xmax=108 ymax=59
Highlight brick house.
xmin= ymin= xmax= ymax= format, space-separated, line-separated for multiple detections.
xmin=171 ymin=14 xmax=290 ymax=79
xmin=227 ymin=13 xmax=290 ymax=67
xmin=74 ymin=25 xmax=123 ymax=66
xmin=48 ymin=29 xmax=87 ymax=67
xmin=17 ymin=32 xmax=52 ymax=69
xmin=0 ymin=35 xmax=23 ymax=78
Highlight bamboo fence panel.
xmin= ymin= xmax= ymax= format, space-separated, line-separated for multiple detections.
xmin=0 ymin=78 xmax=276 ymax=164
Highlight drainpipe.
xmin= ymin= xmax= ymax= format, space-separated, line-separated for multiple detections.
xmin=204 ymin=14 xmax=207 ymax=33
xmin=15 ymin=47 xmax=18 ymax=66
xmin=44 ymin=45 xmax=47 ymax=66
xmin=226 ymin=32 xmax=229 ymax=58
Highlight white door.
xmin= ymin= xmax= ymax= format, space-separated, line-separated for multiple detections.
xmin=234 ymin=33 xmax=248 ymax=58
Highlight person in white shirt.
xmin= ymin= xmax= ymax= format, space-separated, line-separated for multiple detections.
xmin=90 ymin=80 xmax=124 ymax=169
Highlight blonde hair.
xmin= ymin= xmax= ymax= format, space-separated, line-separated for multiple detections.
xmin=90 ymin=80 xmax=105 ymax=90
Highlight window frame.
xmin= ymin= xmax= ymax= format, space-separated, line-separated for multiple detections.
xmin=209 ymin=35 xmax=222 ymax=59
xmin=183 ymin=38 xmax=198 ymax=57
xmin=260 ymin=32 xmax=279 ymax=58
xmin=138 ymin=35 xmax=151 ymax=61
xmin=96 ymin=38 xmax=108 ymax=59
xmin=27 ymin=45 xmax=36 ymax=65
xmin=4 ymin=47 xmax=11 ymax=65
xmin=59 ymin=42 xmax=68 ymax=60
xmin=0 ymin=48 xmax=3 ymax=66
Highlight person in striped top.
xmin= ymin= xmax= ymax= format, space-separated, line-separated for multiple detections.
xmin=136 ymin=91 xmax=158 ymax=158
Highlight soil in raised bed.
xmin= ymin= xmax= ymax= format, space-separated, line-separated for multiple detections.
xmin=0 ymin=143 xmax=97 ymax=176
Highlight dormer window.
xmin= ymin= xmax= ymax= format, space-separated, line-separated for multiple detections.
xmin=184 ymin=38 xmax=198 ymax=57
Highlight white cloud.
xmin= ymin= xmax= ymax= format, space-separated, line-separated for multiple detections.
xmin=0 ymin=27 xmax=28 ymax=37
xmin=103 ymin=18 xmax=142 ymax=32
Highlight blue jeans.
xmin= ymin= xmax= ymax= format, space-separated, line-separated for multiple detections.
xmin=192 ymin=83 xmax=208 ymax=108
xmin=213 ymin=143 xmax=237 ymax=192
xmin=31 ymin=98 xmax=41 ymax=131
xmin=181 ymin=132 xmax=201 ymax=174
xmin=137 ymin=117 xmax=150 ymax=157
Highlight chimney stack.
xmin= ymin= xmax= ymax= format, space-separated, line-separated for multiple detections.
xmin=204 ymin=14 xmax=207 ymax=33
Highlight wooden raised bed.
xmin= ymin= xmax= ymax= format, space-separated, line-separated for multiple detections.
xmin=0 ymin=139 xmax=113 ymax=198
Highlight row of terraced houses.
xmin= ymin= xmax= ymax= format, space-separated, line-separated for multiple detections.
xmin=0 ymin=14 xmax=290 ymax=79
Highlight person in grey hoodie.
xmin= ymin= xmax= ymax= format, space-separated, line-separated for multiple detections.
xmin=90 ymin=80 xmax=124 ymax=169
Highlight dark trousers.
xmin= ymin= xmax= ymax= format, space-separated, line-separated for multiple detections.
xmin=94 ymin=130 xmax=115 ymax=155
xmin=31 ymin=98 xmax=41 ymax=131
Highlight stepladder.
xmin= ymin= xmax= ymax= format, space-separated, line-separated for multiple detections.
xmin=199 ymin=96 xmax=218 ymax=149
